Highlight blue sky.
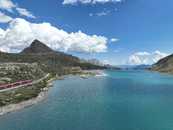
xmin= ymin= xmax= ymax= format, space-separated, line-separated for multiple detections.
xmin=0 ymin=0 xmax=172 ymax=65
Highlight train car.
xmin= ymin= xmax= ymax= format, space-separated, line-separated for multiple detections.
xmin=0 ymin=80 xmax=33 ymax=90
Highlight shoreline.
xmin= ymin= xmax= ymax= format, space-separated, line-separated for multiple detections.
xmin=0 ymin=76 xmax=55 ymax=116
xmin=0 ymin=88 xmax=49 ymax=116
xmin=0 ymin=69 xmax=106 ymax=116
xmin=80 ymin=69 xmax=107 ymax=78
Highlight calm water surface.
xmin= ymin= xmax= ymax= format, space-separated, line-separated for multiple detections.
xmin=1 ymin=70 xmax=173 ymax=130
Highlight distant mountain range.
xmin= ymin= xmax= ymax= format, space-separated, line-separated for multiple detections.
xmin=151 ymin=54 xmax=173 ymax=73
xmin=119 ymin=65 xmax=151 ymax=70
xmin=0 ymin=40 xmax=118 ymax=75
xmin=1 ymin=39 xmax=172 ymax=75
xmin=132 ymin=65 xmax=151 ymax=70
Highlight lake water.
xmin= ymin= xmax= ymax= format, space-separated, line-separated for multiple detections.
xmin=1 ymin=70 xmax=173 ymax=130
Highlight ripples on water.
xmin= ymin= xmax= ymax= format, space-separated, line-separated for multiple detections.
xmin=1 ymin=70 xmax=173 ymax=130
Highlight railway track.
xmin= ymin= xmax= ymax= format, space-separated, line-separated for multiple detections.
xmin=0 ymin=73 xmax=50 ymax=93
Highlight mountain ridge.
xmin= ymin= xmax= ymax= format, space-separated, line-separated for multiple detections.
xmin=151 ymin=54 xmax=173 ymax=73
xmin=21 ymin=40 xmax=55 ymax=54
xmin=0 ymin=40 xmax=111 ymax=75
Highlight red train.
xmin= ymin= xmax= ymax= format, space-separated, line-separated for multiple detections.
xmin=0 ymin=80 xmax=32 ymax=90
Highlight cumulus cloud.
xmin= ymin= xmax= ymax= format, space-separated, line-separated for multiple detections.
xmin=0 ymin=0 xmax=15 ymax=12
xmin=0 ymin=0 xmax=35 ymax=18
xmin=16 ymin=8 xmax=36 ymax=18
xmin=0 ymin=11 xmax=13 ymax=23
xmin=128 ymin=51 xmax=168 ymax=65
xmin=0 ymin=18 xmax=109 ymax=53
xmin=63 ymin=0 xmax=122 ymax=5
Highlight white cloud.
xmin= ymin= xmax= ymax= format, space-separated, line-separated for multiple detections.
xmin=0 ymin=11 xmax=13 ymax=23
xmin=89 ymin=10 xmax=110 ymax=17
xmin=89 ymin=11 xmax=110 ymax=17
xmin=0 ymin=18 xmax=109 ymax=53
xmin=16 ymin=8 xmax=36 ymax=18
xmin=89 ymin=7 xmax=119 ymax=17
xmin=110 ymin=38 xmax=118 ymax=42
xmin=96 ymin=11 xmax=109 ymax=16
xmin=128 ymin=51 xmax=168 ymax=65
xmin=63 ymin=0 xmax=122 ymax=5
xmin=0 ymin=0 xmax=35 ymax=18
xmin=0 ymin=0 xmax=15 ymax=12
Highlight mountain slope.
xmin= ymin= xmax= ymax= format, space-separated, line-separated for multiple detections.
xmin=0 ymin=40 xmax=108 ymax=75
xmin=151 ymin=54 xmax=173 ymax=73
xmin=21 ymin=40 xmax=55 ymax=54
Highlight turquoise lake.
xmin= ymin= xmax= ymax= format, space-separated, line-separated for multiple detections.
xmin=1 ymin=70 xmax=173 ymax=130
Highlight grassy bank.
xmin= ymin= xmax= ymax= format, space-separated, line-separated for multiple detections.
xmin=0 ymin=73 xmax=54 ymax=107
xmin=0 ymin=65 xmax=105 ymax=107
